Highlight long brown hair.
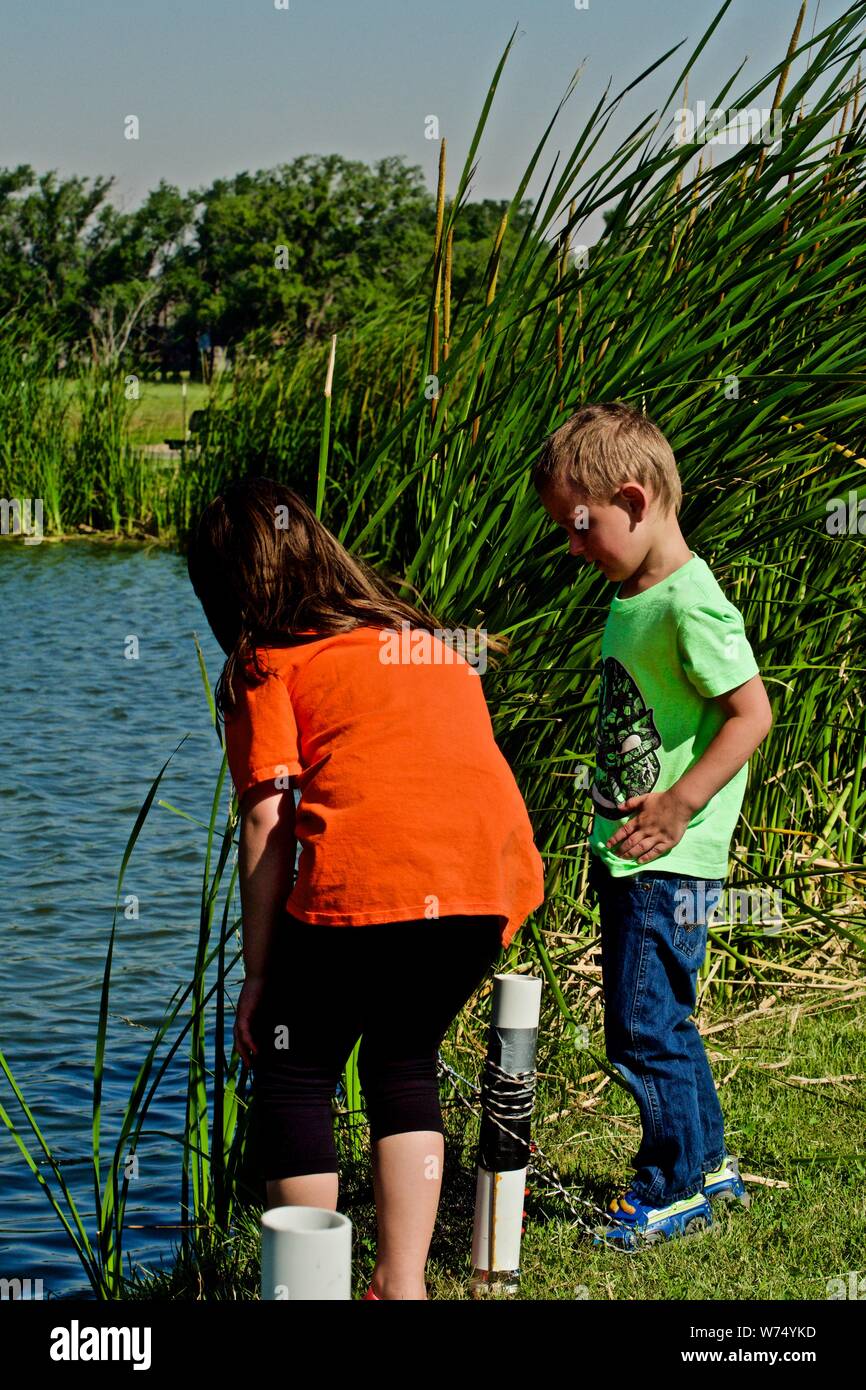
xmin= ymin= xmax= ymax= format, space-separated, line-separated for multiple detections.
xmin=186 ymin=476 xmax=451 ymax=723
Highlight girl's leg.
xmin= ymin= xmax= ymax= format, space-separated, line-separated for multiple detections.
xmin=253 ymin=918 xmax=361 ymax=1210
xmin=357 ymin=916 xmax=502 ymax=1300
xmin=369 ymin=1130 xmax=444 ymax=1300
xmin=266 ymin=1171 xmax=339 ymax=1210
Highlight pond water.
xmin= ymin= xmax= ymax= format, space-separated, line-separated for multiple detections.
xmin=0 ymin=539 xmax=231 ymax=1299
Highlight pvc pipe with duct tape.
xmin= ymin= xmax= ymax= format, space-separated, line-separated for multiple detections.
xmin=470 ymin=972 xmax=543 ymax=1297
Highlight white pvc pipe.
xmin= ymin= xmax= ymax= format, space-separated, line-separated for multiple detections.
xmin=491 ymin=972 xmax=543 ymax=1030
xmin=471 ymin=973 xmax=543 ymax=1295
xmin=260 ymin=1206 xmax=352 ymax=1300
xmin=472 ymin=1167 xmax=526 ymax=1271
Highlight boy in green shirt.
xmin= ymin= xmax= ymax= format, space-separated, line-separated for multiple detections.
xmin=533 ymin=401 xmax=773 ymax=1248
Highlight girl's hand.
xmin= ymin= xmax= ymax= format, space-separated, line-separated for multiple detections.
xmin=605 ymin=787 xmax=694 ymax=863
xmin=234 ymin=975 xmax=269 ymax=1068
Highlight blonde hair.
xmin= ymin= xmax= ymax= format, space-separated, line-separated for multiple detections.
xmin=531 ymin=401 xmax=682 ymax=515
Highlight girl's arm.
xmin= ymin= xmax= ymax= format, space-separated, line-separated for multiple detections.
xmin=237 ymin=781 xmax=297 ymax=980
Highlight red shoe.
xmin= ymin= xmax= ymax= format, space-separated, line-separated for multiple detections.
xmin=362 ymin=1285 xmax=380 ymax=1300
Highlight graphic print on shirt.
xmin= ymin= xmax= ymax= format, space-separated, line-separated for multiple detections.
xmin=590 ymin=656 xmax=662 ymax=819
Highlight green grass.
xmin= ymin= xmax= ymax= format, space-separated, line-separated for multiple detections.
xmin=60 ymin=379 xmax=210 ymax=445
xmin=504 ymin=992 xmax=866 ymax=1301
xmin=124 ymin=381 xmax=210 ymax=444
xmin=115 ymin=986 xmax=865 ymax=1301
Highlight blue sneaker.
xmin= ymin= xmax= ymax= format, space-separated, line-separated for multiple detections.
xmin=703 ymin=1154 xmax=750 ymax=1208
xmin=592 ymin=1188 xmax=712 ymax=1249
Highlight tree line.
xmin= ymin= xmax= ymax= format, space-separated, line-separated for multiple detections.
xmin=0 ymin=155 xmax=533 ymax=373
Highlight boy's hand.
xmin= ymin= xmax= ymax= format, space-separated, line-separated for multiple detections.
xmin=605 ymin=787 xmax=694 ymax=863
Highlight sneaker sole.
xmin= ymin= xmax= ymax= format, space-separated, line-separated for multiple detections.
xmin=594 ymin=1209 xmax=713 ymax=1250
xmin=705 ymin=1184 xmax=751 ymax=1209
xmin=643 ymin=1211 xmax=713 ymax=1244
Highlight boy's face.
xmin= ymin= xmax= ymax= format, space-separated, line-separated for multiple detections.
xmin=538 ymin=475 xmax=652 ymax=582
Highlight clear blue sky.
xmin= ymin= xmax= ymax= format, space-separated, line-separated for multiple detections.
xmin=0 ymin=0 xmax=847 ymax=239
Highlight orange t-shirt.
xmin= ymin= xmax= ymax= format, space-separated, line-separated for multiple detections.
xmin=222 ymin=624 xmax=544 ymax=948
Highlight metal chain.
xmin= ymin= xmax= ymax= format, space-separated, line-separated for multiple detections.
xmin=436 ymin=1052 xmax=626 ymax=1245
xmin=479 ymin=1054 xmax=537 ymax=1124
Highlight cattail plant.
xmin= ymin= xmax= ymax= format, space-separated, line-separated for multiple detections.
xmin=2 ymin=1 xmax=866 ymax=1296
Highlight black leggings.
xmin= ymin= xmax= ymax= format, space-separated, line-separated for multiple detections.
xmin=251 ymin=912 xmax=503 ymax=1180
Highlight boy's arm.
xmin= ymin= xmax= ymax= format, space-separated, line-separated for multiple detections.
xmin=607 ymin=674 xmax=773 ymax=862
xmin=668 ymin=673 xmax=773 ymax=816
xmin=237 ymin=781 xmax=297 ymax=978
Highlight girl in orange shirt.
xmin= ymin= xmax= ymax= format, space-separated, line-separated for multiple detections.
xmin=187 ymin=476 xmax=544 ymax=1300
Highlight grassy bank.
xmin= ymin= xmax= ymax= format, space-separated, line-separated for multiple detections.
xmin=2 ymin=692 xmax=861 ymax=1300
xmin=1 ymin=1 xmax=865 ymax=1301
xmin=124 ymin=381 xmax=210 ymax=445
xmin=118 ymin=985 xmax=865 ymax=1301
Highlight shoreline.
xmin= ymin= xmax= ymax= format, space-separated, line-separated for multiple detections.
xmin=0 ymin=527 xmax=178 ymax=549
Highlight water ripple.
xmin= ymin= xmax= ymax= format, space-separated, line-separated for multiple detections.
xmin=0 ymin=541 xmax=232 ymax=1298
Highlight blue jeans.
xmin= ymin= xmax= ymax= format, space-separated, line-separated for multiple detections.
xmin=588 ymin=854 xmax=726 ymax=1205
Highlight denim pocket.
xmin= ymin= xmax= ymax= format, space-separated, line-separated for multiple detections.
xmin=672 ymin=878 xmax=723 ymax=960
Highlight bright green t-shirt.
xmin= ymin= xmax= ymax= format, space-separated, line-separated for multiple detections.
xmin=588 ymin=550 xmax=760 ymax=879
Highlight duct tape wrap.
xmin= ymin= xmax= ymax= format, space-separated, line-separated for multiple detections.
xmin=471 ymin=973 xmax=543 ymax=1293
xmin=477 ymin=1022 xmax=538 ymax=1171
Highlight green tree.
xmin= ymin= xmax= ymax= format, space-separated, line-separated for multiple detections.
xmin=0 ymin=157 xmax=536 ymax=369
xmin=0 ymin=167 xmax=194 ymax=366
xmin=173 ymin=154 xmax=436 ymax=349
xmin=0 ymin=165 xmax=113 ymax=339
